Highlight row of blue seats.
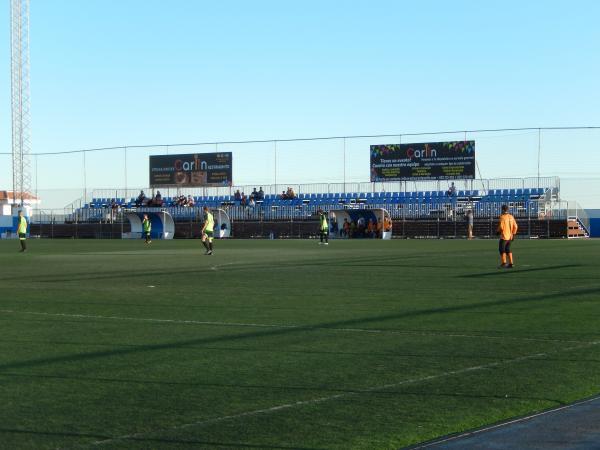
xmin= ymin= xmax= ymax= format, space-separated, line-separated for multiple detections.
xmin=89 ymin=188 xmax=545 ymax=206
xmin=86 ymin=197 xmax=536 ymax=209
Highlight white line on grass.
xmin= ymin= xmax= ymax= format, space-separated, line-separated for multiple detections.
xmin=87 ymin=339 xmax=600 ymax=448
xmin=0 ymin=309 xmax=590 ymax=344
xmin=210 ymin=262 xmax=235 ymax=271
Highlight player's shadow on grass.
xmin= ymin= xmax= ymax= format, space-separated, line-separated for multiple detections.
xmin=1 ymin=286 xmax=599 ymax=374
xmin=459 ymin=264 xmax=582 ymax=278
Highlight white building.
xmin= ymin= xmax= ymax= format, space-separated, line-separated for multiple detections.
xmin=0 ymin=191 xmax=40 ymax=238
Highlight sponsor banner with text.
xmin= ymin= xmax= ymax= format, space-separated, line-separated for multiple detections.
xmin=370 ymin=141 xmax=475 ymax=181
xmin=149 ymin=152 xmax=232 ymax=187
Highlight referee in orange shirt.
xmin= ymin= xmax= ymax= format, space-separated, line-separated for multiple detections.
xmin=497 ymin=205 xmax=518 ymax=268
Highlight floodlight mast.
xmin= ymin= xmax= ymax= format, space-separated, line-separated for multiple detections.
xmin=10 ymin=0 xmax=32 ymax=206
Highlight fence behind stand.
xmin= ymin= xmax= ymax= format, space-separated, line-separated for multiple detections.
xmin=28 ymin=199 xmax=574 ymax=239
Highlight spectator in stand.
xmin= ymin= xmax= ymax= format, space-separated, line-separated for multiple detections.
xmin=446 ymin=182 xmax=457 ymax=197
xmin=241 ymin=193 xmax=248 ymax=206
xmin=286 ymin=187 xmax=296 ymax=199
xmin=250 ymin=188 xmax=258 ymax=200
xmin=154 ymin=191 xmax=163 ymax=207
xmin=249 ymin=197 xmax=256 ymax=207
xmin=110 ymin=199 xmax=118 ymax=223
xmin=280 ymin=190 xmax=288 ymax=200
xmin=257 ymin=187 xmax=265 ymax=200
xmin=135 ymin=190 xmax=146 ymax=206
xmin=234 ymin=190 xmax=242 ymax=201
xmin=187 ymin=195 xmax=195 ymax=207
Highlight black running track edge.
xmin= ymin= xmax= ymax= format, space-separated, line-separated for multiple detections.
xmin=404 ymin=393 xmax=600 ymax=450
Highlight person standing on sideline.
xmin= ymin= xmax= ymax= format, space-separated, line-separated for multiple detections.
xmin=466 ymin=210 xmax=474 ymax=240
xmin=201 ymin=206 xmax=215 ymax=255
xmin=142 ymin=214 xmax=152 ymax=244
xmin=497 ymin=205 xmax=518 ymax=268
xmin=16 ymin=210 xmax=28 ymax=252
xmin=318 ymin=210 xmax=329 ymax=245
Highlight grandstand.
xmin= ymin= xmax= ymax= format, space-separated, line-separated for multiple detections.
xmin=28 ymin=175 xmax=589 ymax=240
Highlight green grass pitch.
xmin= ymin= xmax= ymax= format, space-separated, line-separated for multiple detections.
xmin=1 ymin=238 xmax=599 ymax=449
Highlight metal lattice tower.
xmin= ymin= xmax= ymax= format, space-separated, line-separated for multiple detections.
xmin=10 ymin=0 xmax=31 ymax=205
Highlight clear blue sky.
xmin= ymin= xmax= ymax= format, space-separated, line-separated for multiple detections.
xmin=1 ymin=1 xmax=599 ymax=207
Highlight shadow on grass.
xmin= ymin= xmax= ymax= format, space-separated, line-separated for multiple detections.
xmin=367 ymin=390 xmax=567 ymax=406
xmin=0 ymin=428 xmax=323 ymax=449
xmin=0 ymin=427 xmax=108 ymax=440
xmin=0 ymin=371 xmax=363 ymax=394
xmin=1 ymin=286 xmax=599 ymax=373
xmin=0 ymin=254 xmax=425 ymax=284
xmin=102 ymin=437 xmax=327 ymax=449
xmin=459 ymin=264 xmax=582 ymax=278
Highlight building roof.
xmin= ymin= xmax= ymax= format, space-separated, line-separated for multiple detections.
xmin=0 ymin=191 xmax=40 ymax=203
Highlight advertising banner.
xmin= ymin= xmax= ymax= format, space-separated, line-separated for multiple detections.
xmin=370 ymin=141 xmax=475 ymax=181
xmin=149 ymin=152 xmax=232 ymax=187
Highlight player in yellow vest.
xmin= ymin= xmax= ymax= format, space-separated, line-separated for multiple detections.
xmin=142 ymin=214 xmax=152 ymax=244
xmin=16 ymin=210 xmax=28 ymax=253
xmin=318 ymin=210 xmax=329 ymax=245
xmin=201 ymin=206 xmax=215 ymax=255
xmin=497 ymin=204 xmax=518 ymax=268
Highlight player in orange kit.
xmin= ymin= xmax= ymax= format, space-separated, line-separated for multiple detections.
xmin=497 ymin=204 xmax=518 ymax=268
